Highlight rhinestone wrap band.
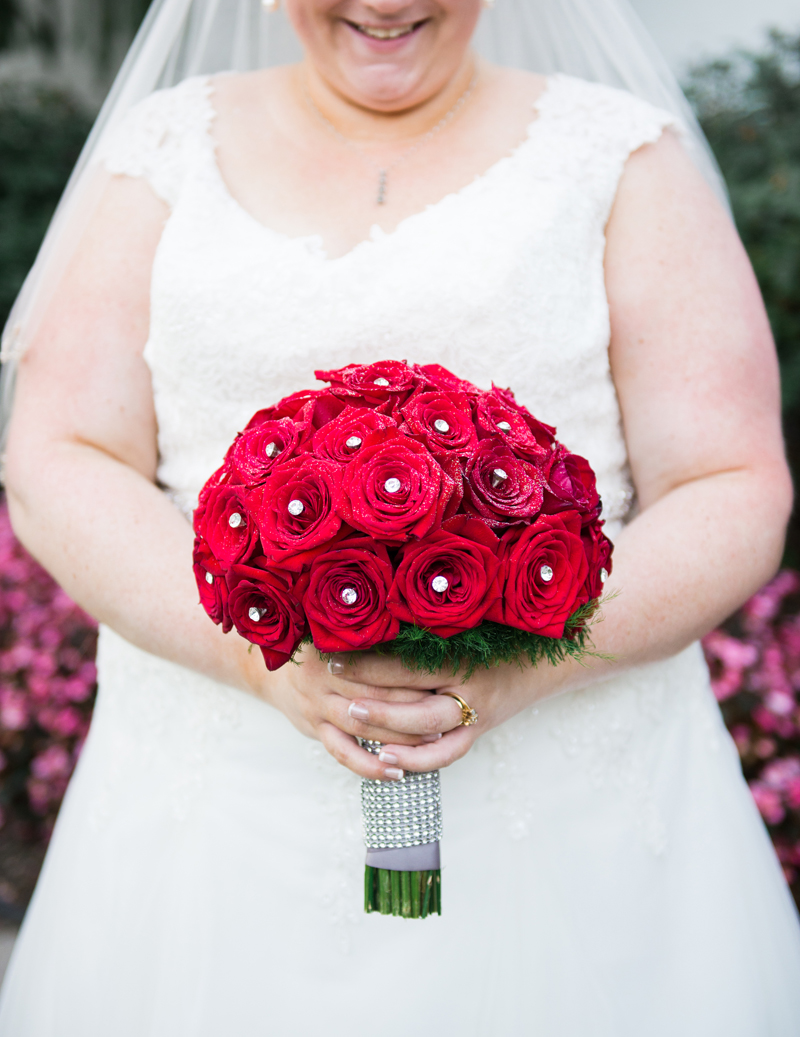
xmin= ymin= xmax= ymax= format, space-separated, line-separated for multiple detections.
xmin=361 ymin=741 xmax=443 ymax=849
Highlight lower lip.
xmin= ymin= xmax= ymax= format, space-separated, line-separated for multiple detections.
xmin=343 ymin=20 xmax=426 ymax=53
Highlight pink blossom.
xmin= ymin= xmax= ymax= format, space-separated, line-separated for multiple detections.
xmin=753 ymin=707 xmax=780 ymax=734
xmin=704 ymin=630 xmax=758 ymax=670
xmin=31 ymin=745 xmax=72 ymax=781
xmin=30 ymin=651 xmax=56 ymax=677
xmin=63 ymin=677 xmax=92 ymax=703
xmin=743 ymin=572 xmax=800 ymax=635
xmin=751 ymin=782 xmax=785 ymax=825
xmin=786 ymin=780 xmax=800 ymax=810
xmin=38 ymin=627 xmax=61 ymax=650
xmin=77 ymin=661 xmax=97 ymax=684
xmin=5 ymin=644 xmax=34 ymax=671
xmin=761 ymin=757 xmax=800 ymax=790
xmin=26 ymin=778 xmax=52 ymax=816
xmin=765 ymin=690 xmax=796 ymax=717
xmin=50 ymin=708 xmax=84 ymax=738
xmin=0 ymin=687 xmax=29 ymax=731
xmin=754 ymin=737 xmax=778 ymax=759
xmin=731 ymin=724 xmax=751 ymax=755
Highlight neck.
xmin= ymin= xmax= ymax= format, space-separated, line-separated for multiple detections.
xmin=297 ymin=56 xmax=479 ymax=147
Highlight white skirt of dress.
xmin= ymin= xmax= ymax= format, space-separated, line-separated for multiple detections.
xmin=0 ymin=627 xmax=799 ymax=1036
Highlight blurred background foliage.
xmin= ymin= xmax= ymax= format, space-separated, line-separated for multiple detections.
xmin=0 ymin=84 xmax=90 ymax=328
xmin=0 ymin=0 xmax=151 ymax=76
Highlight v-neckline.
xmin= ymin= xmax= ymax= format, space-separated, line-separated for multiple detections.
xmin=201 ymin=73 xmax=562 ymax=263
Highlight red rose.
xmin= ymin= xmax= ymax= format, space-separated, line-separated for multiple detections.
xmin=486 ymin=385 xmax=556 ymax=451
xmin=339 ymin=428 xmax=455 ymax=543
xmin=294 ymin=538 xmax=398 ymax=652
xmin=488 ymin=511 xmax=589 ymax=638
xmin=413 ymin=364 xmax=481 ymax=396
xmin=463 ymin=438 xmax=544 ymax=527
xmin=475 ymin=392 xmax=553 ymax=464
xmin=227 ymin=564 xmax=306 ymax=671
xmin=193 ymin=483 xmax=258 ymax=566
xmin=315 ymin=360 xmax=418 ymax=409
xmin=400 ymin=391 xmax=478 ymax=457
xmin=192 ymin=537 xmax=232 ymax=632
xmin=581 ymin=520 xmax=613 ymax=600
xmin=196 ymin=461 xmax=239 ymax=505
xmin=306 ymin=390 xmax=355 ymax=429
xmin=251 ymin=456 xmax=343 ymax=565
xmin=245 ymin=389 xmax=321 ymax=427
xmin=312 ymin=405 xmax=397 ymax=463
xmin=226 ymin=418 xmax=307 ymax=487
xmin=388 ymin=517 xmax=501 ymax=637
xmin=541 ymin=447 xmax=601 ymax=523
xmin=437 ymin=453 xmax=465 ymax=521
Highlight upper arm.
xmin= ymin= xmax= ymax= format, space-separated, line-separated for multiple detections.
xmin=605 ymin=129 xmax=789 ymax=511
xmin=6 ymin=171 xmax=169 ymax=492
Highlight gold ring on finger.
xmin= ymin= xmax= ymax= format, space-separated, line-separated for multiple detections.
xmin=442 ymin=691 xmax=478 ymax=727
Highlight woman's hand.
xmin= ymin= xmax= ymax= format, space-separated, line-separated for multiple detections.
xmin=256 ymin=646 xmax=575 ymax=780
xmin=252 ymin=645 xmax=445 ymax=780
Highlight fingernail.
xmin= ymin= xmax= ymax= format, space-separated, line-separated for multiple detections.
xmin=328 ymin=659 xmax=344 ymax=676
xmin=384 ymin=768 xmax=404 ymax=781
xmin=421 ymin=733 xmax=443 ymax=743
xmin=378 ymin=750 xmax=398 ymax=765
xmin=348 ymin=702 xmax=369 ymax=721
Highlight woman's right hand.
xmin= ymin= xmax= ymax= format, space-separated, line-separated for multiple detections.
xmin=250 ymin=644 xmax=444 ymax=781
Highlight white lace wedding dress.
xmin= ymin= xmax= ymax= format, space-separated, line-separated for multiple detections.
xmin=1 ymin=73 xmax=799 ymax=1036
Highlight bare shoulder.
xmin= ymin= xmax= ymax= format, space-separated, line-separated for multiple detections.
xmin=478 ymin=63 xmax=549 ymax=119
xmin=608 ymin=126 xmax=733 ymax=261
xmin=209 ymin=66 xmax=294 ymax=121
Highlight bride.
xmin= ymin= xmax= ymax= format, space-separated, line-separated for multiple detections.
xmin=0 ymin=0 xmax=799 ymax=1031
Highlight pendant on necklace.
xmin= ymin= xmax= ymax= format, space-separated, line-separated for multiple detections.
xmin=377 ymin=169 xmax=387 ymax=206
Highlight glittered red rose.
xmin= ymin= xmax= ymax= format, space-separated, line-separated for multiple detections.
xmin=194 ymin=483 xmax=258 ymax=567
xmin=294 ymin=538 xmax=398 ymax=652
xmin=226 ymin=563 xmax=306 ymax=670
xmin=388 ymin=518 xmax=502 ymax=637
xmin=250 ymin=456 xmax=345 ymax=567
xmin=489 ymin=511 xmax=589 ymax=638
xmin=338 ymin=428 xmax=458 ymax=544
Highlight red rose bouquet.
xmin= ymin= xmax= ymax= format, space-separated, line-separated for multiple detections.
xmin=193 ymin=361 xmax=612 ymax=918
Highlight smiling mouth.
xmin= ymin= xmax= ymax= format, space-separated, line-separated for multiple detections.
xmin=348 ymin=20 xmax=425 ymax=40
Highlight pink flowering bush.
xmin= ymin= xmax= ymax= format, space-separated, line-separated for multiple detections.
xmin=0 ymin=499 xmax=97 ymax=842
xmin=703 ymin=570 xmax=800 ymax=903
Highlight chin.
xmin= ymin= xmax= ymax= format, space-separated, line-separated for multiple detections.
xmin=344 ymin=68 xmax=426 ymax=108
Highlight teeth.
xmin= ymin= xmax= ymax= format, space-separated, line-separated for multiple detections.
xmin=358 ymin=23 xmax=415 ymax=39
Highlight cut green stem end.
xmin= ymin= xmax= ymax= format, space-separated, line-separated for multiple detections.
xmin=364 ymin=867 xmax=441 ymax=918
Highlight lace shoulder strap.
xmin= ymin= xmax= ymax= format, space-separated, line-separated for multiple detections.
xmin=96 ymin=76 xmax=214 ymax=207
xmin=533 ymin=74 xmax=679 ymax=221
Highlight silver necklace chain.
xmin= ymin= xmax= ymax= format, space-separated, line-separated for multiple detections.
xmin=303 ymin=68 xmax=479 ymax=206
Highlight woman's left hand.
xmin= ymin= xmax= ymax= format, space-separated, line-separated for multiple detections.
xmin=327 ymin=651 xmax=573 ymax=773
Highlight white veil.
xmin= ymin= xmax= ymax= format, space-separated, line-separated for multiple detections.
xmin=0 ymin=0 xmax=728 ymax=442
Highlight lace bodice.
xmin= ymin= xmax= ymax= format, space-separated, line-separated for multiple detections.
xmin=98 ymin=73 xmax=675 ymax=529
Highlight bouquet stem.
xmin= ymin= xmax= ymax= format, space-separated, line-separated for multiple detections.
xmin=361 ymin=740 xmax=443 ymax=919
xmin=364 ymin=865 xmax=441 ymax=917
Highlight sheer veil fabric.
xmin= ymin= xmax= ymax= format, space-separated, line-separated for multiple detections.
xmin=0 ymin=0 xmax=726 ymax=442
